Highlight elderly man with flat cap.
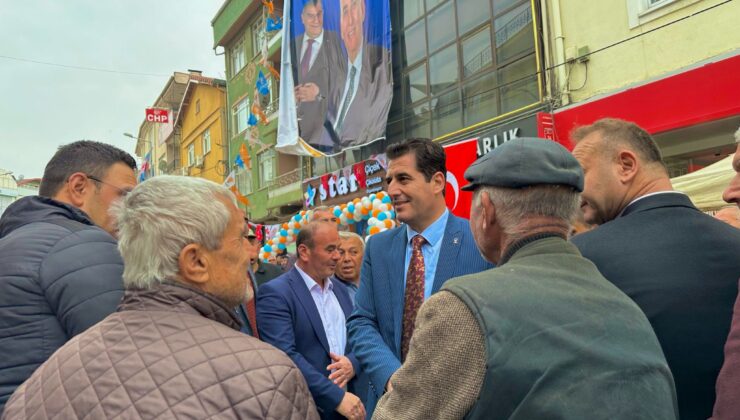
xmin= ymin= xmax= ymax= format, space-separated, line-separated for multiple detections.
xmin=373 ymin=138 xmax=678 ymax=420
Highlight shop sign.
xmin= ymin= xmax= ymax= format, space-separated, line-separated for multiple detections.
xmin=303 ymin=155 xmax=388 ymax=208
xmin=145 ymin=108 xmax=170 ymax=123
xmin=475 ymin=112 xmax=545 ymax=156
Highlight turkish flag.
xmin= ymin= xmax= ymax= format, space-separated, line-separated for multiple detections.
xmin=443 ymin=139 xmax=478 ymax=219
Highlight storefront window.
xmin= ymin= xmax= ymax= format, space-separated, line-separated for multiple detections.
xmin=494 ymin=2 xmax=534 ymax=64
xmin=404 ymin=0 xmax=425 ymax=27
xmin=499 ymin=55 xmax=538 ymax=114
xmin=405 ymin=63 xmax=428 ymax=104
xmin=463 ymin=71 xmax=498 ymax=126
xmin=408 ymin=102 xmax=432 ymax=138
xmin=458 ymin=0 xmax=490 ymax=35
xmin=389 ymin=0 xmax=540 ymax=143
xmin=429 ymin=44 xmax=458 ymax=95
xmin=462 ymin=26 xmax=492 ymax=78
xmin=427 ymin=0 xmax=456 ymax=52
xmin=432 ymin=89 xmax=462 ymax=137
xmin=405 ymin=20 xmax=427 ymax=66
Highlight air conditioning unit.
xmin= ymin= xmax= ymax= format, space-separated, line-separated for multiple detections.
xmin=194 ymin=156 xmax=204 ymax=168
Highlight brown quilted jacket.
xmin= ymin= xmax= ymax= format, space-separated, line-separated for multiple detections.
xmin=2 ymin=282 xmax=319 ymax=420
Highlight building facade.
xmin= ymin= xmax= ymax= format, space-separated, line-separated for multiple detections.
xmin=134 ymin=71 xmax=193 ymax=178
xmin=545 ymin=0 xmax=740 ymax=176
xmin=213 ymin=0 xmax=305 ymax=223
xmin=176 ymin=76 xmax=229 ymax=184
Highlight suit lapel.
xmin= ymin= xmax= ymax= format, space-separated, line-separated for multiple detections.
xmin=432 ymin=216 xmax=463 ymax=293
xmin=290 ymin=269 xmax=331 ymax=354
xmin=333 ymin=281 xmax=353 ymax=319
xmin=388 ymin=228 xmax=407 ymax=352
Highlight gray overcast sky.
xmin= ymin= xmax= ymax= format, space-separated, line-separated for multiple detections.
xmin=0 ymin=0 xmax=226 ymax=178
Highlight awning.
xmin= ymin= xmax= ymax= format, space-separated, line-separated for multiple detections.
xmin=671 ymin=155 xmax=734 ymax=211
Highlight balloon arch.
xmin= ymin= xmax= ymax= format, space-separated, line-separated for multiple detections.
xmin=260 ymin=191 xmax=396 ymax=261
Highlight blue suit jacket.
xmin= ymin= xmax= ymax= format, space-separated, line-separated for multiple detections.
xmin=257 ymin=267 xmax=359 ymax=419
xmin=346 ymin=214 xmax=493 ymax=415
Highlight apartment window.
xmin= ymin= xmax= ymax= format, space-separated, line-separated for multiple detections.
xmin=231 ymin=37 xmax=246 ymax=76
xmin=202 ymin=128 xmax=211 ymax=154
xmin=232 ymin=98 xmax=249 ymax=135
xmin=258 ymin=149 xmax=276 ymax=188
xmin=195 ymin=99 xmax=201 ymax=115
xmin=187 ymin=144 xmax=195 ymax=167
xmin=251 ymin=17 xmax=265 ymax=58
xmin=237 ymin=167 xmax=253 ymax=195
xmin=627 ymin=0 xmax=684 ymax=28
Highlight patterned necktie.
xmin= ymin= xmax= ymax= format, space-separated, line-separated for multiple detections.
xmin=245 ymin=272 xmax=259 ymax=339
xmin=401 ymin=234 xmax=426 ymax=361
xmin=300 ymin=39 xmax=314 ymax=79
xmin=336 ymin=65 xmax=357 ymax=131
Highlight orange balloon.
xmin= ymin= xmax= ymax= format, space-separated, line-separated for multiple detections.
xmin=384 ymin=219 xmax=393 ymax=229
xmin=353 ymin=198 xmax=361 ymax=204
xmin=282 ymin=223 xmax=289 ymax=230
xmin=361 ymin=207 xmax=369 ymax=215
xmin=294 ymin=222 xmax=301 ymax=229
xmin=372 ymin=209 xmax=380 ymax=217
xmin=279 ymin=236 xmax=287 ymax=243
xmin=369 ymin=226 xmax=380 ymax=235
xmin=376 ymin=192 xmax=385 ymax=199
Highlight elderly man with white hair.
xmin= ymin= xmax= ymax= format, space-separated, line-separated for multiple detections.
xmin=2 ymin=176 xmax=319 ymax=420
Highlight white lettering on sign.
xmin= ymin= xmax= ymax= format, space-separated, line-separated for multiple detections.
xmin=477 ymin=127 xmax=521 ymax=156
xmin=318 ymin=172 xmax=359 ymax=199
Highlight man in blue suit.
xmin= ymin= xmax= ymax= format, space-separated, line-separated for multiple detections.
xmin=258 ymin=221 xmax=365 ymax=420
xmin=347 ymin=138 xmax=493 ymax=415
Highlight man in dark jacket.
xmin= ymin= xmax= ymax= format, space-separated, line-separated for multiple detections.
xmin=0 ymin=141 xmax=137 ymax=414
xmin=2 ymin=176 xmax=319 ymax=420
xmin=570 ymin=119 xmax=740 ymax=420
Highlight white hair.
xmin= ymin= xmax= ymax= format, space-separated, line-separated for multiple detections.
xmin=111 ymin=175 xmax=237 ymax=289
xmin=339 ymin=231 xmax=365 ymax=249
xmin=473 ymin=185 xmax=580 ymax=239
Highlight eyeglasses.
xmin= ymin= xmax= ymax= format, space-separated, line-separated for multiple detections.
xmin=86 ymin=174 xmax=130 ymax=197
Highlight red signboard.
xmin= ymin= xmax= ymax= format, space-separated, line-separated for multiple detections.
xmin=443 ymin=139 xmax=478 ymax=219
xmin=145 ymin=108 xmax=170 ymax=123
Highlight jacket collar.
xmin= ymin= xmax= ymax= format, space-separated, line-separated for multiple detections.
xmin=0 ymin=195 xmax=94 ymax=237
xmin=118 ymin=281 xmax=242 ymax=330
xmin=619 ymin=191 xmax=694 ymax=218
xmin=499 ymin=232 xmax=567 ymax=265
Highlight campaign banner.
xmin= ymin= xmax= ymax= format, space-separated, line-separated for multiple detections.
xmin=443 ymin=139 xmax=479 ymax=219
xmin=276 ymin=0 xmax=392 ymax=157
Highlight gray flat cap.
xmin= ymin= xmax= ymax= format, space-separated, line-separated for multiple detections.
xmin=462 ymin=137 xmax=584 ymax=192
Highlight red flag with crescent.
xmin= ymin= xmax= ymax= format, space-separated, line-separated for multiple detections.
xmin=443 ymin=139 xmax=478 ymax=219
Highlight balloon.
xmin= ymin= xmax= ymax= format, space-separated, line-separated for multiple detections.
xmin=279 ymin=236 xmax=286 ymax=244
xmin=264 ymin=245 xmax=273 ymax=252
xmin=333 ymin=207 xmax=342 ymax=217
xmin=294 ymin=214 xmax=301 ymax=222
xmin=369 ymin=226 xmax=380 ymax=235
xmin=347 ymin=203 xmax=355 ymax=213
xmin=280 ymin=229 xmax=288 ymax=237
xmin=382 ymin=195 xmax=392 ymax=204
xmin=293 ymin=228 xmax=300 ymax=235
xmin=378 ymin=211 xmax=387 ymax=221
xmin=278 ymin=243 xmax=286 ymax=250
xmin=368 ymin=217 xmax=378 ymax=226
xmin=372 ymin=199 xmax=382 ymax=209
xmin=378 ymin=203 xmax=389 ymax=212
xmin=384 ymin=219 xmax=394 ymax=229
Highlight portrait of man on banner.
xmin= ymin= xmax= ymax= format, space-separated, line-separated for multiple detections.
xmin=277 ymin=0 xmax=392 ymax=157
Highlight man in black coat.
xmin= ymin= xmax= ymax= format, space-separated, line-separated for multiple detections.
xmin=570 ymin=118 xmax=740 ymax=420
xmin=0 ymin=141 xmax=137 ymax=413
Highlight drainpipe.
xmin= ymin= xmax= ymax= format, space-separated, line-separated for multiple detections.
xmin=550 ymin=0 xmax=570 ymax=106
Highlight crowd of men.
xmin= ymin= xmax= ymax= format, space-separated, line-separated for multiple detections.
xmin=0 ymin=118 xmax=738 ymax=419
